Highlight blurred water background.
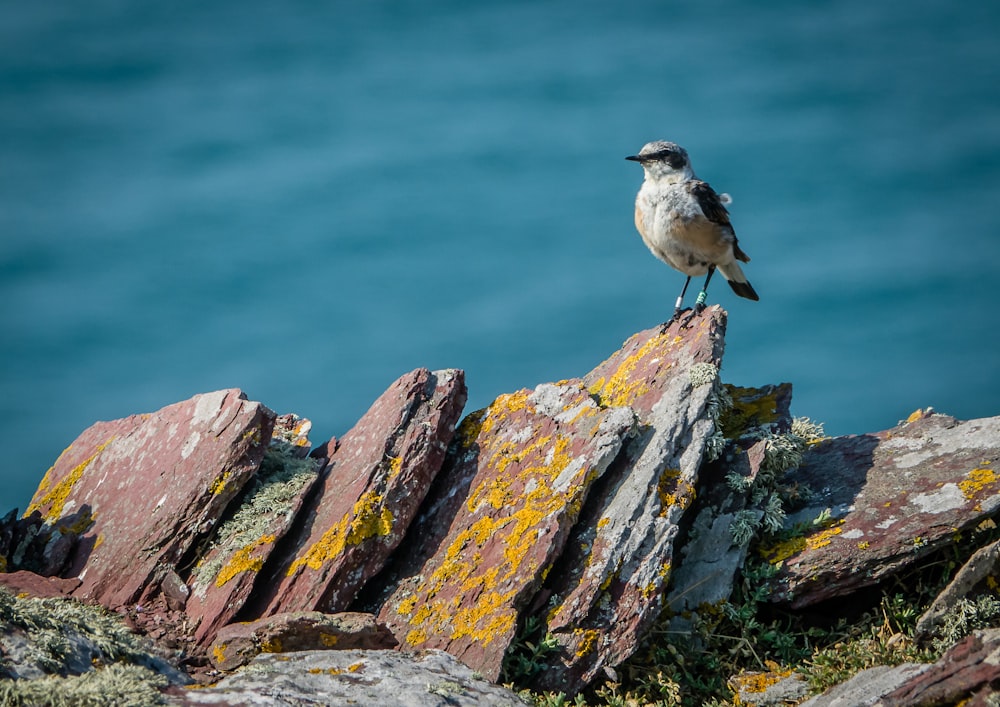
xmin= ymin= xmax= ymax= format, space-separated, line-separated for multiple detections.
xmin=3 ymin=0 xmax=999 ymax=512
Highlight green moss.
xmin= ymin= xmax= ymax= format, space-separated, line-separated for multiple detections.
xmin=0 ymin=663 xmax=167 ymax=706
xmin=0 ymin=588 xmax=151 ymax=673
xmin=192 ymin=443 xmax=319 ymax=591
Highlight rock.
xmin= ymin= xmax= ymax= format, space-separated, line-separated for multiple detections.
xmin=761 ymin=411 xmax=1000 ymax=608
xmin=0 ymin=586 xmax=189 ymax=685
xmin=184 ymin=426 xmax=323 ymax=645
xmin=0 ymin=507 xmax=84 ymax=577
xmin=880 ymin=628 xmax=1000 ymax=706
xmin=0 ymin=569 xmax=81 ymax=599
xmin=24 ymin=389 xmax=275 ymax=610
xmin=798 ymin=664 xmax=929 ymax=707
xmin=258 ymin=369 xmax=467 ymax=615
xmin=532 ymin=307 xmax=727 ymax=692
xmin=915 ymin=538 xmax=1000 ymax=640
xmin=666 ymin=383 xmax=793 ymax=627
xmin=172 ymin=649 xmax=527 ymax=706
xmin=377 ymin=378 xmax=636 ymax=682
xmin=729 ymin=667 xmax=811 ymax=705
xmin=208 ymin=611 xmax=396 ymax=671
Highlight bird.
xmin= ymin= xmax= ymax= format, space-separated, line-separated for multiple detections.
xmin=626 ymin=140 xmax=758 ymax=324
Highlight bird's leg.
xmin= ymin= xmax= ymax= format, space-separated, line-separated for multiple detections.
xmin=668 ymin=276 xmax=692 ymax=324
xmin=681 ymin=267 xmax=715 ymax=327
xmin=693 ymin=266 xmax=716 ymax=314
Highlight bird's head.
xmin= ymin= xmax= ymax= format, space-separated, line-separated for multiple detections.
xmin=626 ymin=140 xmax=693 ymax=183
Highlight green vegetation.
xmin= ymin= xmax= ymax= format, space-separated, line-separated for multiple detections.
xmin=0 ymin=588 xmax=171 ymax=705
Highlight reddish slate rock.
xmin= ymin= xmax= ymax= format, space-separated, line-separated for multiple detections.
xmin=259 ymin=369 xmax=467 ymax=616
xmin=532 ymin=307 xmax=727 ymax=693
xmin=377 ymin=380 xmax=636 ymax=682
xmin=185 ymin=425 xmax=323 ymax=646
xmin=209 ymin=611 xmax=396 ymax=671
xmin=881 ymin=628 xmax=1000 ymax=707
xmin=761 ymin=410 xmax=1000 ymax=608
xmin=25 ymin=389 xmax=274 ymax=609
xmin=0 ymin=569 xmax=81 ymax=598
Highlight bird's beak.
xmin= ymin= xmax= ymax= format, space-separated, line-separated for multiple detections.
xmin=625 ymin=154 xmax=643 ymax=162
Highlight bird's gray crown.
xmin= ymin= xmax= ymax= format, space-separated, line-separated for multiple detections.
xmin=626 ymin=140 xmax=690 ymax=170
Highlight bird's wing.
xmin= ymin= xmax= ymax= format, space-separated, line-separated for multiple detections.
xmin=690 ymin=180 xmax=751 ymax=263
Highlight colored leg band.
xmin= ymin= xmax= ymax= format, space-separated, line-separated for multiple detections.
xmin=695 ymin=291 xmax=707 ymax=306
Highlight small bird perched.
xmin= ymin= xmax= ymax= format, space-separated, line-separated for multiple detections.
xmin=626 ymin=140 xmax=758 ymax=323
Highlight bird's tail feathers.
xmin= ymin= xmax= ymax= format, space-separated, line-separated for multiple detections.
xmin=718 ymin=262 xmax=760 ymax=301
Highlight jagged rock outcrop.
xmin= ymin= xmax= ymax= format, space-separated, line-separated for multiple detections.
xmin=258 ymin=368 xmax=467 ymax=615
xmin=3 ymin=308 xmax=1000 ymax=706
xmin=760 ymin=409 xmax=1000 ymax=608
xmin=376 ymin=378 xmax=637 ymax=681
xmin=170 ymin=649 xmax=527 ymax=706
xmin=24 ymin=389 xmax=275 ymax=610
xmin=208 ymin=611 xmax=396 ymax=671
xmin=532 ymin=307 xmax=727 ymax=692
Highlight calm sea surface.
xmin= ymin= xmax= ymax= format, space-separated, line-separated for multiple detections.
xmin=3 ymin=0 xmax=999 ymax=511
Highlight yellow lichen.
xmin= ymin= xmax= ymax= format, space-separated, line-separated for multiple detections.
xmin=319 ymin=633 xmax=339 ymax=647
xmin=588 ymin=330 xmax=678 ymax=408
xmin=215 ymin=534 xmax=276 ymax=587
xmin=210 ymin=471 xmax=233 ymax=497
xmin=959 ymin=466 xmax=997 ymax=500
xmin=399 ymin=394 xmax=593 ymax=649
xmin=212 ymin=643 xmax=228 ymax=665
xmin=760 ymin=522 xmax=844 ymax=564
xmin=287 ymin=490 xmax=394 ymax=574
xmin=573 ymin=628 xmax=600 ymax=658
xmin=260 ymin=637 xmax=282 ymax=653
xmin=26 ymin=439 xmax=114 ymax=520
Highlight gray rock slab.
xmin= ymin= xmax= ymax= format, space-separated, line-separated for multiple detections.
xmin=171 ymin=649 xmax=528 ymax=707
xmin=799 ymin=664 xmax=929 ymax=707
xmin=763 ymin=410 xmax=1000 ymax=608
xmin=25 ymin=389 xmax=274 ymax=609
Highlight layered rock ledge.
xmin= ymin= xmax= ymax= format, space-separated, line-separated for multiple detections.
xmin=2 ymin=306 xmax=998 ymax=706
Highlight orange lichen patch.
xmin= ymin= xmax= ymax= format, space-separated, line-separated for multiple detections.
xmin=718 ymin=385 xmax=783 ymax=439
xmin=597 ymin=516 xmax=610 ymax=529
xmin=288 ymin=490 xmax=394 ymax=574
xmin=729 ymin=662 xmax=793 ymax=699
xmin=587 ymin=329 xmax=677 ymax=408
xmin=260 ymin=637 xmax=282 ymax=653
xmin=211 ymin=643 xmax=229 ymax=666
xmin=657 ymin=468 xmax=695 ymax=514
xmin=215 ymin=534 xmax=276 ymax=587
xmin=573 ymin=628 xmax=600 ymax=658
xmin=760 ymin=521 xmax=845 ymax=564
xmin=399 ymin=397 xmax=593 ymax=649
xmin=455 ymin=409 xmax=488 ymax=449
xmin=959 ymin=466 xmax=998 ymax=500
xmin=210 ymin=471 xmax=233 ymax=497
xmin=319 ymin=633 xmax=339 ymax=647
xmin=26 ymin=439 xmax=114 ymax=520
xmin=387 ymin=455 xmax=403 ymax=480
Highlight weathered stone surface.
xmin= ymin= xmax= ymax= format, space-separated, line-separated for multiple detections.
xmin=0 ymin=508 xmax=82 ymax=577
xmin=881 ymin=629 xmax=1000 ymax=706
xmin=377 ymin=379 xmax=636 ymax=682
xmin=25 ymin=390 xmax=274 ymax=609
xmin=259 ymin=368 xmax=467 ymax=616
xmin=532 ymin=307 xmax=727 ymax=693
xmin=666 ymin=383 xmax=793 ymax=627
xmin=799 ymin=663 xmax=929 ymax=707
xmin=730 ymin=668 xmax=810 ymax=705
xmin=915 ymin=538 xmax=1000 ymax=640
xmin=0 ymin=569 xmax=80 ymax=599
xmin=172 ymin=649 xmax=527 ymax=706
xmin=761 ymin=410 xmax=1000 ymax=608
xmin=185 ymin=426 xmax=323 ymax=645
xmin=208 ymin=611 xmax=396 ymax=671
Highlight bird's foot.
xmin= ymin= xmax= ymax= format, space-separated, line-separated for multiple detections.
xmin=679 ymin=302 xmax=706 ymax=328
xmin=666 ymin=307 xmax=690 ymax=328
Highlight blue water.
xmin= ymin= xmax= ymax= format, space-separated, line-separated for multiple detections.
xmin=3 ymin=1 xmax=1000 ymax=513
